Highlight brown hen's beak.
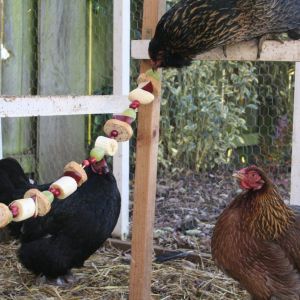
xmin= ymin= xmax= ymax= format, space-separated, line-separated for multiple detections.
xmin=232 ymin=172 xmax=244 ymax=180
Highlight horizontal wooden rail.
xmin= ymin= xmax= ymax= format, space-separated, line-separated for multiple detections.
xmin=106 ymin=238 xmax=210 ymax=264
xmin=132 ymin=39 xmax=300 ymax=62
xmin=0 ymin=95 xmax=129 ymax=117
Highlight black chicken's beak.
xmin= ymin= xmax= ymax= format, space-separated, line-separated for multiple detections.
xmin=150 ymin=59 xmax=158 ymax=71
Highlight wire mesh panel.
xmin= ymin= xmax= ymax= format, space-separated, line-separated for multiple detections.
xmin=0 ymin=0 xmax=114 ymax=181
xmin=130 ymin=3 xmax=295 ymax=298
xmin=0 ymin=0 xmax=38 ymax=175
xmin=159 ymin=61 xmax=294 ymax=179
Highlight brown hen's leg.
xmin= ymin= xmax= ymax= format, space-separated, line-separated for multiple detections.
xmin=256 ymin=34 xmax=284 ymax=59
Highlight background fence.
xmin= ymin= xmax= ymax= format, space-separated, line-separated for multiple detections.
xmin=0 ymin=0 xmax=294 ymax=198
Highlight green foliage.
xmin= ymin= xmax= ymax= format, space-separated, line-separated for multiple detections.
xmin=159 ymin=61 xmax=259 ymax=172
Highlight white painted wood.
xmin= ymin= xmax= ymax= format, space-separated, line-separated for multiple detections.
xmin=0 ymin=120 xmax=2 ymax=159
xmin=112 ymin=0 xmax=130 ymax=239
xmin=0 ymin=95 xmax=129 ymax=117
xmin=132 ymin=39 xmax=300 ymax=62
xmin=291 ymin=63 xmax=300 ymax=205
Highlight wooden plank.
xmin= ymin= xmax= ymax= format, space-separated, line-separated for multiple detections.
xmin=129 ymin=1 xmax=165 ymax=299
xmin=37 ymin=0 xmax=87 ymax=182
xmin=0 ymin=0 xmax=36 ymax=170
xmin=291 ymin=63 xmax=300 ymax=205
xmin=106 ymin=238 xmax=210 ymax=263
xmin=0 ymin=95 xmax=129 ymax=117
xmin=132 ymin=39 xmax=300 ymax=62
xmin=111 ymin=0 xmax=130 ymax=240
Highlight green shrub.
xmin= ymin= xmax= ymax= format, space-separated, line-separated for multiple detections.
xmin=159 ymin=61 xmax=259 ymax=172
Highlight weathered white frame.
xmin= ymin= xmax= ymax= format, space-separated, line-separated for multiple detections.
xmin=0 ymin=0 xmax=131 ymax=238
xmin=132 ymin=39 xmax=300 ymax=205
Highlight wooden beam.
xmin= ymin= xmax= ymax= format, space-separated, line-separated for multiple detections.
xmin=112 ymin=0 xmax=130 ymax=240
xmin=106 ymin=238 xmax=210 ymax=264
xmin=291 ymin=63 xmax=300 ymax=205
xmin=132 ymin=39 xmax=300 ymax=62
xmin=0 ymin=95 xmax=129 ymax=117
xmin=129 ymin=1 xmax=165 ymax=299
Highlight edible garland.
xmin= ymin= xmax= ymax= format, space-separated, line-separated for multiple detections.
xmin=0 ymin=69 xmax=159 ymax=229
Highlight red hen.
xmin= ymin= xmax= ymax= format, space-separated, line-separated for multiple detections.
xmin=211 ymin=165 xmax=300 ymax=299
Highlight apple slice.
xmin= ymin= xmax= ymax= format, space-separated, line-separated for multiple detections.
xmin=0 ymin=203 xmax=12 ymax=228
xmin=128 ymin=88 xmax=154 ymax=104
xmin=112 ymin=114 xmax=134 ymax=124
xmin=138 ymin=80 xmax=154 ymax=93
xmin=145 ymin=69 xmax=160 ymax=81
xmin=122 ymin=108 xmax=137 ymax=120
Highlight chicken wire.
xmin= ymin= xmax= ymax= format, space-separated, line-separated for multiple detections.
xmin=159 ymin=61 xmax=294 ymax=176
xmin=0 ymin=0 xmax=114 ymax=181
xmin=0 ymin=0 xmax=295 ymax=189
xmin=0 ymin=0 xmax=296 ymax=299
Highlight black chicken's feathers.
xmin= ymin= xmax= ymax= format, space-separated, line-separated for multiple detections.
xmin=0 ymin=157 xmax=121 ymax=279
xmin=17 ymin=167 xmax=121 ymax=278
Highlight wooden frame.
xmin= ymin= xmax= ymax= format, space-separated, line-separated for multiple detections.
xmin=112 ymin=0 xmax=130 ymax=239
xmin=129 ymin=1 xmax=166 ymax=299
xmin=132 ymin=39 xmax=300 ymax=61
xmin=129 ymin=5 xmax=300 ymax=299
xmin=0 ymin=95 xmax=129 ymax=117
xmin=132 ymin=38 xmax=300 ymax=208
xmin=0 ymin=0 xmax=299 ymax=299
xmin=0 ymin=0 xmax=131 ymax=239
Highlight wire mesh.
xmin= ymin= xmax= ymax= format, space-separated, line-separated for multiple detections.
xmin=159 ymin=61 xmax=294 ymax=178
xmin=0 ymin=0 xmax=297 ymax=298
xmin=0 ymin=0 xmax=115 ymax=182
xmin=0 ymin=0 xmax=294 ymax=191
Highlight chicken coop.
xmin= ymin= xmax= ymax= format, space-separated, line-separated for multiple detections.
xmin=0 ymin=0 xmax=300 ymax=299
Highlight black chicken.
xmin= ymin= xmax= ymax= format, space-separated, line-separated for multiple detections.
xmin=0 ymin=158 xmax=121 ymax=284
xmin=149 ymin=0 xmax=300 ymax=68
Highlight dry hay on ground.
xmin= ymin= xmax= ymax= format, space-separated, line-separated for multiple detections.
xmin=0 ymin=241 xmax=248 ymax=299
xmin=1 ymin=170 xmax=289 ymax=299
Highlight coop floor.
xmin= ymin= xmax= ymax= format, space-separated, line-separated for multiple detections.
xmin=0 ymin=170 xmax=290 ymax=300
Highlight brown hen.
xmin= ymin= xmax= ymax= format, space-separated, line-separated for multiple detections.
xmin=211 ymin=165 xmax=300 ymax=299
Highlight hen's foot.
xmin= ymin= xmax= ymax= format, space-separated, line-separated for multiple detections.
xmin=62 ymin=271 xmax=77 ymax=284
xmin=257 ymin=34 xmax=284 ymax=59
xmin=36 ymin=271 xmax=77 ymax=286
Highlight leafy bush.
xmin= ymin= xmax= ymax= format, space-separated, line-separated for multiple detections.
xmin=159 ymin=61 xmax=259 ymax=172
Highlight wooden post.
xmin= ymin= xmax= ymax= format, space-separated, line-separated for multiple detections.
xmin=291 ymin=62 xmax=300 ymax=205
xmin=112 ymin=0 xmax=130 ymax=239
xmin=129 ymin=1 xmax=165 ymax=299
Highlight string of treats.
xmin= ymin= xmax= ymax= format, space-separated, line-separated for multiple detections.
xmin=0 ymin=69 xmax=159 ymax=228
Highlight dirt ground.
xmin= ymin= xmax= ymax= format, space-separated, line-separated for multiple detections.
xmin=0 ymin=170 xmax=291 ymax=299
